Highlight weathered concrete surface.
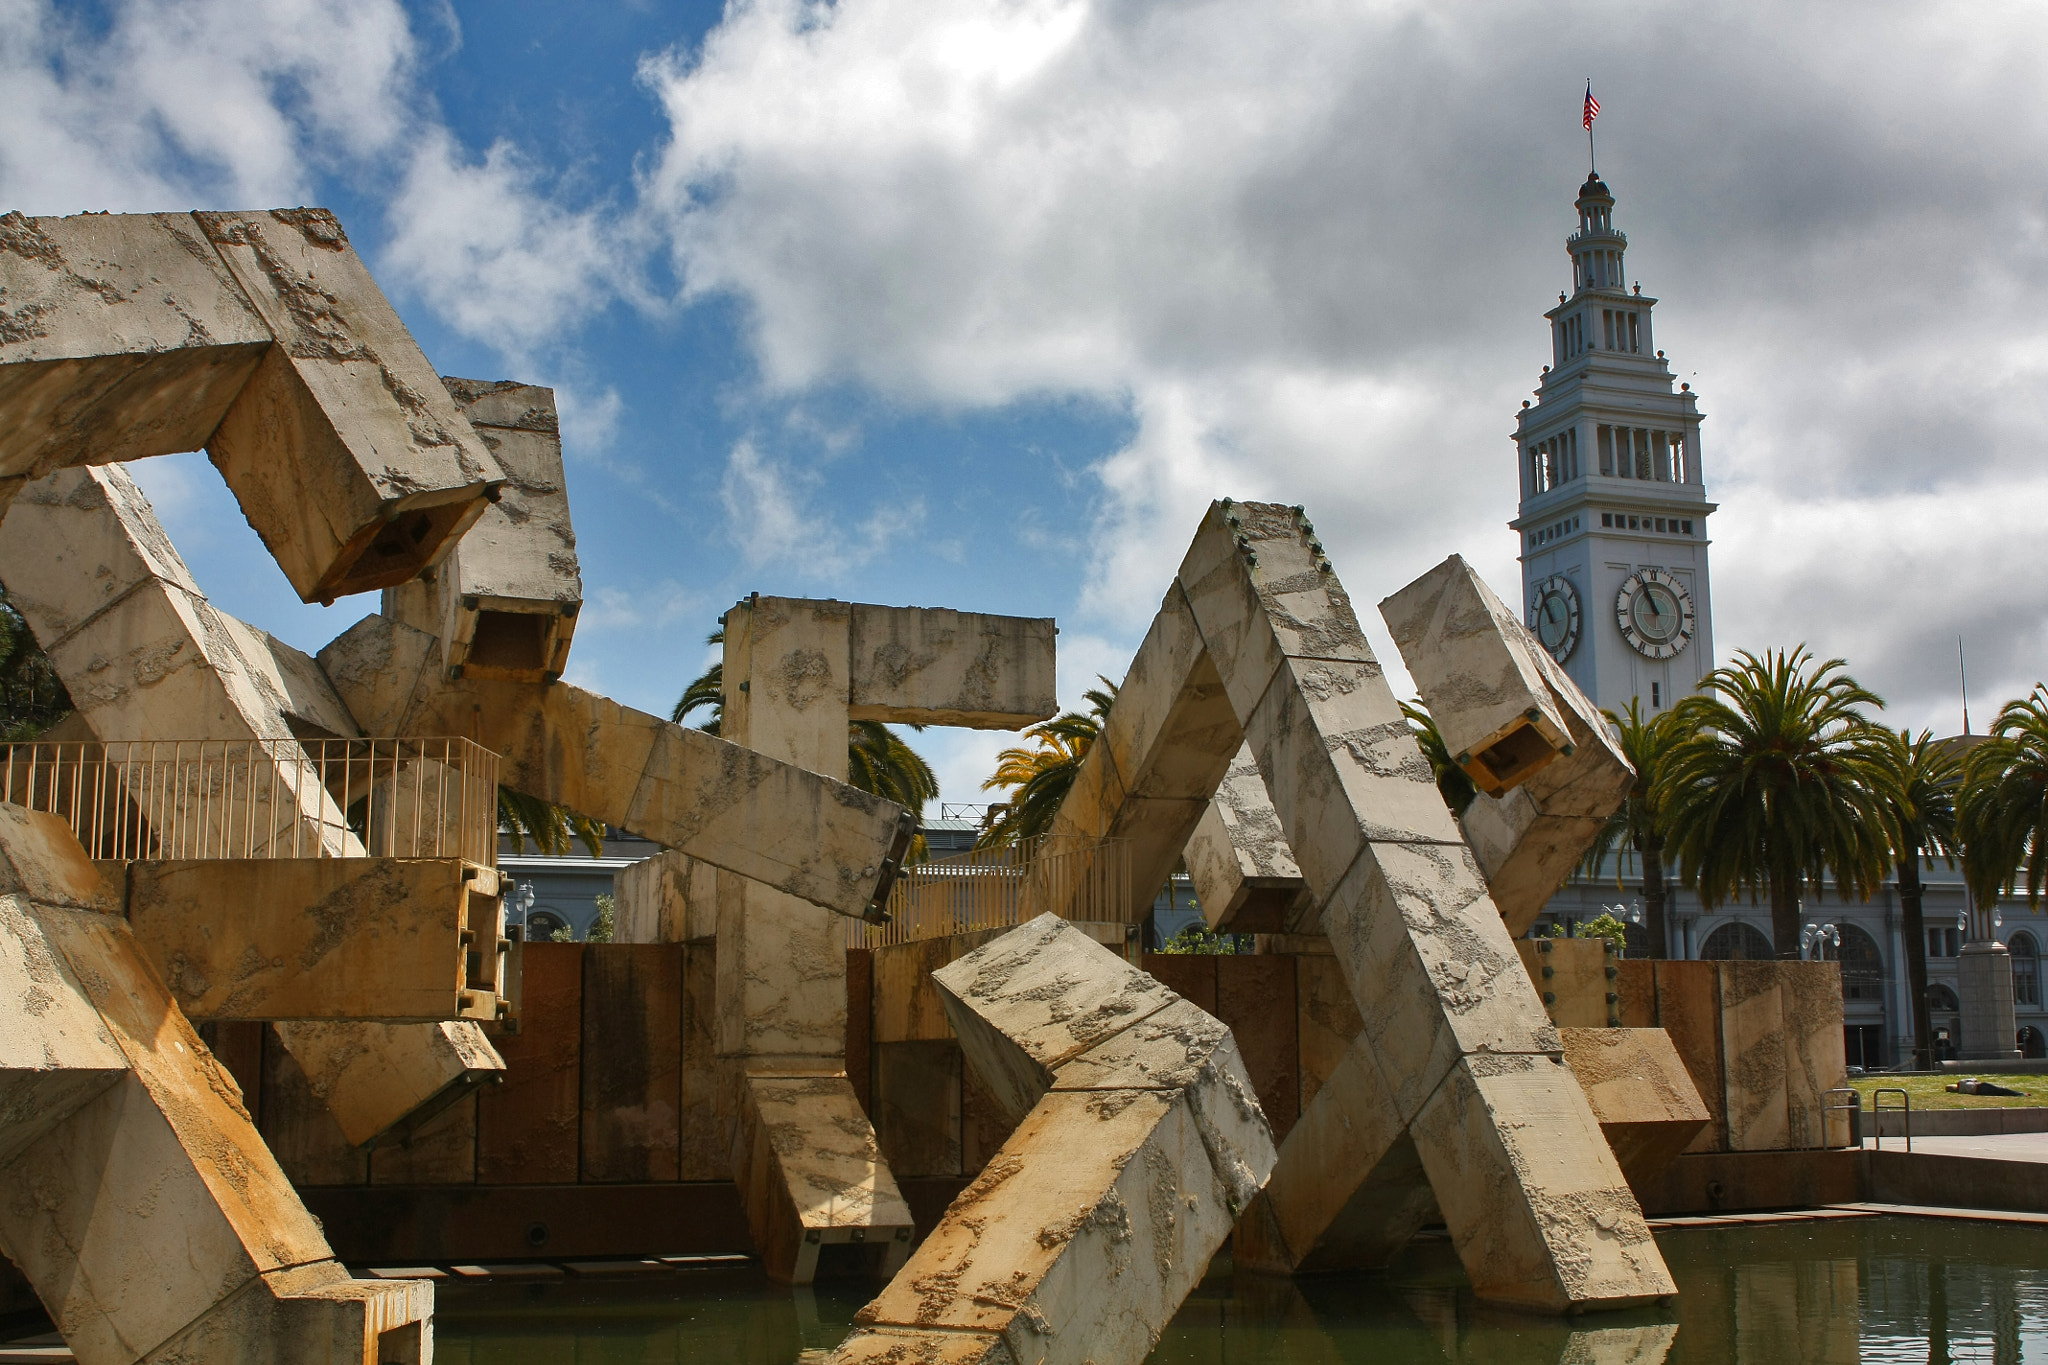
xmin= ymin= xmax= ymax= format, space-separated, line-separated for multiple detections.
xmin=1518 ymin=937 xmax=1617 ymax=1030
xmin=0 ymin=210 xmax=272 ymax=482
xmin=1377 ymin=553 xmax=1573 ymax=797
xmin=1186 ymin=744 xmax=1313 ymax=934
xmin=0 ymin=809 xmax=431 ymax=1363
xmin=1033 ymin=501 xmax=1670 ymax=1312
xmin=319 ymin=612 xmax=914 ymax=923
xmin=847 ymin=603 xmax=1058 ymax=729
xmin=840 ymin=916 xmax=1275 ymax=1365
xmin=124 ymin=857 xmax=503 ymax=1022
xmin=384 ymin=377 xmax=580 ymax=683
xmin=1558 ymin=1027 xmax=1711 ymax=1189
xmin=193 ymin=208 xmax=502 ymax=603
xmin=0 ymin=464 xmax=362 ymax=856
xmin=273 ymin=1018 xmax=504 ymax=1149
xmin=1779 ymin=963 xmax=1847 ymax=1150
xmin=1717 ymin=963 xmax=1791 ymax=1152
xmin=0 ymin=208 xmax=503 ymax=602
xmin=1383 ymin=555 xmax=1633 ymax=935
xmin=734 ymin=1071 xmax=918 ymax=1283
xmin=718 ymin=597 xmax=913 ymax=1283
xmin=612 ymin=848 xmax=715 ymax=944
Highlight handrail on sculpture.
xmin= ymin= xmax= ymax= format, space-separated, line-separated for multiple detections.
xmin=848 ymin=833 xmax=1132 ymax=949
xmin=0 ymin=736 xmax=499 ymax=867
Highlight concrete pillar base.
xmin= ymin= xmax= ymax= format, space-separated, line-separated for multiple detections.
xmin=1957 ymin=942 xmax=2023 ymax=1061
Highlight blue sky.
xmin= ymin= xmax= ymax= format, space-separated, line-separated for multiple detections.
xmin=8 ymin=0 xmax=2048 ymax=803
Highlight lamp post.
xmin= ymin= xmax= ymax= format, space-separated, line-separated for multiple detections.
xmin=1800 ymin=921 xmax=1840 ymax=961
xmin=515 ymin=880 xmax=536 ymax=938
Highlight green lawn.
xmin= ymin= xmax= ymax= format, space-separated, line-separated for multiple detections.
xmin=1847 ymin=1072 xmax=2048 ymax=1110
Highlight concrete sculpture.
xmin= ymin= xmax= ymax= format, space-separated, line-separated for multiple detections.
xmin=1025 ymin=501 xmax=1672 ymax=1312
xmin=832 ymin=914 xmax=1276 ymax=1365
xmin=715 ymin=595 xmax=1057 ymax=1281
xmin=0 ymin=209 xmax=505 ymax=603
xmin=0 ymin=803 xmax=432 ymax=1363
xmin=383 ymin=378 xmax=581 ymax=683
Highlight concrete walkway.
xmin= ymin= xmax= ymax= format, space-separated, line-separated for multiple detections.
xmin=1860 ymin=1131 xmax=2048 ymax=1163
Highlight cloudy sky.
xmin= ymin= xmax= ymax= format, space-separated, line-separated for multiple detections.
xmin=5 ymin=0 xmax=2042 ymax=807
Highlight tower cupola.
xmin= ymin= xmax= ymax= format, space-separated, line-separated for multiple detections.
xmin=1568 ymin=173 xmax=1627 ymax=296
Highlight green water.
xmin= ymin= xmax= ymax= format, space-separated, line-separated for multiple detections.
xmin=432 ymin=1217 xmax=2048 ymax=1364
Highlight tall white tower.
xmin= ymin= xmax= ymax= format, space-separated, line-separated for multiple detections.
xmin=1513 ymin=171 xmax=1717 ymax=716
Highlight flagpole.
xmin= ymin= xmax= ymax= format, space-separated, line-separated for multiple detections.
xmin=1586 ymin=79 xmax=1597 ymax=174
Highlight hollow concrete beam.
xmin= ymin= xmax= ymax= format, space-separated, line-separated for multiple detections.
xmin=833 ymin=915 xmax=1276 ymax=1365
xmin=0 ymin=208 xmax=504 ymax=603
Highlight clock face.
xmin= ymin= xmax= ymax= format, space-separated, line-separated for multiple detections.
xmin=1615 ymin=568 xmax=1696 ymax=660
xmin=1527 ymin=575 xmax=1581 ymax=663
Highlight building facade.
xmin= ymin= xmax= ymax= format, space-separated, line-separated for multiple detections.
xmin=1514 ymin=172 xmax=1717 ymax=718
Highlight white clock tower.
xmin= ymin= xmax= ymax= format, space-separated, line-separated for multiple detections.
xmin=1513 ymin=170 xmax=1717 ymax=715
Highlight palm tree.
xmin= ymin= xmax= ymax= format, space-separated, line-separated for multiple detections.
xmin=1401 ymin=700 xmax=1478 ymax=817
xmin=976 ymin=680 xmax=1117 ymax=848
xmin=0 ymin=588 xmax=72 ymax=741
xmin=1960 ymin=686 xmax=2048 ymax=912
xmin=1657 ymin=647 xmax=1897 ymax=959
xmin=1581 ymin=699 xmax=1680 ymax=958
xmin=498 ymin=787 xmax=606 ymax=857
xmin=1874 ymin=728 xmax=1961 ymax=1069
xmin=673 ymin=625 xmax=940 ymax=856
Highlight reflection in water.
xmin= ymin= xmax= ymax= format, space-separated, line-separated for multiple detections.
xmin=432 ymin=1217 xmax=2048 ymax=1363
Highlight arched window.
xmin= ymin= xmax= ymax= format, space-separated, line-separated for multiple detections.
xmin=1700 ymin=921 xmax=1774 ymax=961
xmin=527 ymin=908 xmax=570 ymax=942
xmin=1836 ymin=923 xmax=1884 ymax=1001
xmin=2013 ymin=932 xmax=2040 ymax=1008
xmin=1927 ymin=983 xmax=1960 ymax=1012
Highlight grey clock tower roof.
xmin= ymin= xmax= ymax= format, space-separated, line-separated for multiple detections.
xmin=1512 ymin=168 xmax=1718 ymax=718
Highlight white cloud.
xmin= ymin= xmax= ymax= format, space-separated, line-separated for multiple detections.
xmin=641 ymin=0 xmax=2048 ymax=729
xmin=718 ymin=438 xmax=927 ymax=580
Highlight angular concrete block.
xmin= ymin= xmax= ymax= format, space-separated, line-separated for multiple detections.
xmin=1175 ymin=501 xmax=1371 ymax=721
xmin=318 ymin=613 xmax=915 ymax=922
xmin=386 ymin=377 xmax=580 ymax=682
xmin=613 ymin=847 xmax=715 ymax=944
xmin=849 ymin=1089 xmax=1233 ymax=1365
xmin=735 ymin=1072 xmax=916 ymax=1284
xmin=0 ymin=210 xmax=271 ymax=481
xmin=1232 ymin=1032 xmax=1438 ymax=1275
xmin=273 ymin=1019 xmax=504 ymax=1149
xmin=714 ymin=869 xmax=853 ymax=1061
xmin=1778 ymin=962 xmax=1847 ymax=1150
xmin=1408 ymin=1052 xmax=1674 ymax=1312
xmin=848 ymin=603 xmax=1057 ymax=729
xmin=1517 ymin=937 xmax=1616 ymax=1030
xmin=933 ymin=914 xmax=1180 ymax=1124
xmin=2 ymin=900 xmax=350 ymax=1363
xmin=0 ymin=891 xmax=127 ymax=1169
xmin=1378 ymin=554 xmax=1573 ymax=796
xmin=0 ymin=802 xmax=123 ymax=913
xmin=1558 ymin=1026 xmax=1711 ymax=1188
xmin=1185 ymin=745 xmax=1311 ymax=934
xmin=126 ymin=857 xmax=500 ymax=1022
xmin=135 ymin=1260 xmax=432 ymax=1365
xmin=194 ymin=208 xmax=503 ymax=603
xmin=1716 ymin=962 xmax=1789 ymax=1152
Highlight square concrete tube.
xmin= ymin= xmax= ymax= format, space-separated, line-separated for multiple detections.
xmin=0 ymin=464 xmax=365 ymax=857
xmin=0 ymin=807 xmax=430 ymax=1362
xmin=1185 ymin=743 xmax=1313 ymax=934
xmin=834 ymin=916 xmax=1275 ymax=1365
xmin=122 ymin=857 xmax=506 ymax=1023
xmin=1029 ymin=500 xmax=1670 ymax=1312
xmin=1556 ymin=1027 xmax=1711 ymax=1188
xmin=1377 ymin=552 xmax=1576 ymax=797
xmin=0 ymin=208 xmax=505 ymax=603
xmin=612 ymin=848 xmax=716 ymax=944
xmin=319 ymin=611 xmax=916 ymax=924
xmin=718 ymin=593 xmax=1056 ymax=1283
xmin=383 ymin=376 xmax=581 ymax=683
xmin=272 ymin=1019 xmax=505 ymax=1150
xmin=1383 ymin=556 xmax=1634 ymax=936
xmin=0 ymin=471 xmax=511 ymax=1151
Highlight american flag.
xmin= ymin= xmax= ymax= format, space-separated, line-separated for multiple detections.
xmin=1583 ymin=86 xmax=1600 ymax=130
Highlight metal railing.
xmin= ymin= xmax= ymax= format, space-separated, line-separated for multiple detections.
xmin=1 ymin=737 xmax=499 ymax=866
xmin=1871 ymin=1087 xmax=1912 ymax=1152
xmin=849 ymin=834 xmax=1132 ymax=950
